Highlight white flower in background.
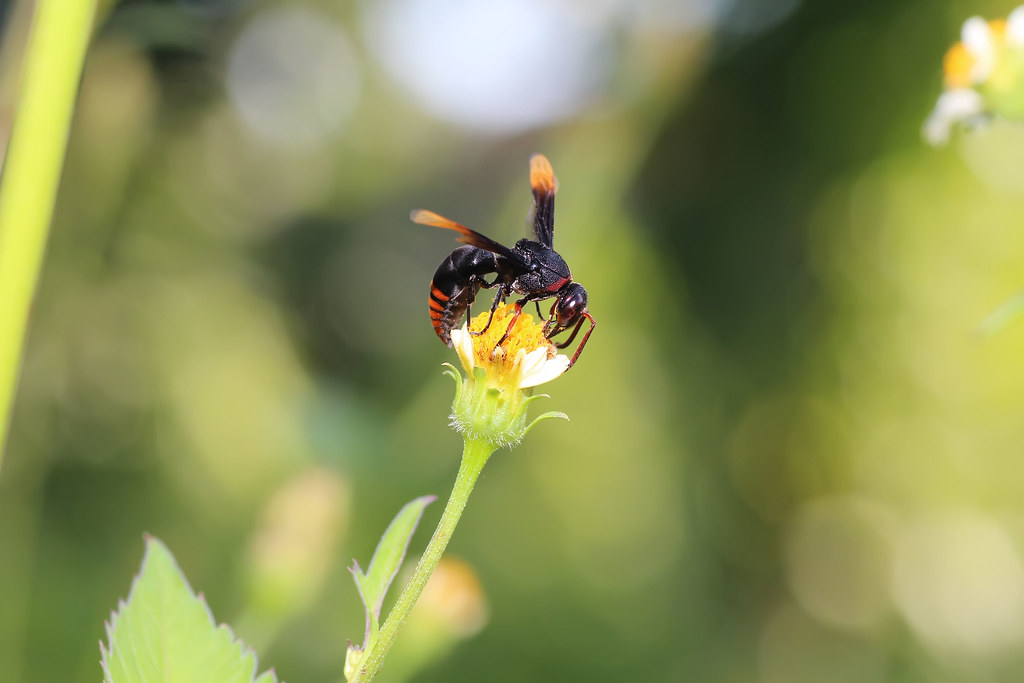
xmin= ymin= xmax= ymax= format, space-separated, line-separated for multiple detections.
xmin=959 ymin=17 xmax=997 ymax=85
xmin=924 ymin=8 xmax=1024 ymax=145
xmin=1010 ymin=6 xmax=1024 ymax=46
xmin=923 ymin=90 xmax=985 ymax=145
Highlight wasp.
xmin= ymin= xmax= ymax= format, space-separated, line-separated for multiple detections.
xmin=413 ymin=154 xmax=595 ymax=370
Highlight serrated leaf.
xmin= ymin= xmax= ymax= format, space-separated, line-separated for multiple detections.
xmin=101 ymin=536 xmax=278 ymax=683
xmin=350 ymin=495 xmax=435 ymax=645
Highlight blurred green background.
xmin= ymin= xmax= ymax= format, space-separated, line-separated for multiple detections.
xmin=3 ymin=0 xmax=1024 ymax=681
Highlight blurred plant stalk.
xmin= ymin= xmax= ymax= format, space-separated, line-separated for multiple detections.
xmin=0 ymin=0 xmax=98 ymax=470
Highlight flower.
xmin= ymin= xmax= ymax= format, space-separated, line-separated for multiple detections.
xmin=445 ymin=304 xmax=568 ymax=447
xmin=451 ymin=304 xmax=569 ymax=390
xmin=411 ymin=557 xmax=488 ymax=637
xmin=924 ymin=7 xmax=1024 ymax=145
xmin=923 ymin=89 xmax=986 ymax=145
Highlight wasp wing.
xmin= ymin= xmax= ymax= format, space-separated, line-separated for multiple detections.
xmin=528 ymin=153 xmax=558 ymax=248
xmin=411 ymin=209 xmax=528 ymax=268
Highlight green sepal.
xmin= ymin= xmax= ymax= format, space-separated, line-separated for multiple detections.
xmin=447 ymin=361 xmax=573 ymax=448
xmin=520 ymin=392 xmax=550 ymax=407
xmin=441 ymin=363 xmax=463 ymax=404
xmin=524 ymin=411 xmax=570 ymax=436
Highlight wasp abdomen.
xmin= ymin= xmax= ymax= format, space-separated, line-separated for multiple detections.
xmin=429 ymin=245 xmax=498 ymax=345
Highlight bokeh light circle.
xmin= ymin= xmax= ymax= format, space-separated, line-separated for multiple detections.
xmin=362 ymin=0 xmax=609 ymax=134
xmin=226 ymin=7 xmax=360 ymax=147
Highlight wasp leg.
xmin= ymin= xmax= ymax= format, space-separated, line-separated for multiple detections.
xmin=494 ymin=301 xmax=524 ymax=349
xmin=534 ymin=301 xmax=544 ymax=319
xmin=469 ymin=285 xmax=508 ymax=336
xmin=552 ymin=315 xmax=587 ymax=348
xmin=565 ymin=312 xmax=596 ymax=370
xmin=464 ymin=274 xmax=497 ymax=324
xmin=494 ymin=293 xmax=550 ymax=348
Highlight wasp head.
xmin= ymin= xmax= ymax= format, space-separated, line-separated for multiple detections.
xmin=545 ymin=282 xmax=588 ymax=336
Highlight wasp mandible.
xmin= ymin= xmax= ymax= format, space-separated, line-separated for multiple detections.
xmin=413 ymin=154 xmax=595 ymax=370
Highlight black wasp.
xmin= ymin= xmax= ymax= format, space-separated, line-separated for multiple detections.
xmin=413 ymin=154 xmax=595 ymax=370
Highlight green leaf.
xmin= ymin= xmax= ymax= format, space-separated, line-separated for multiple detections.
xmin=350 ymin=495 xmax=435 ymax=646
xmin=350 ymin=567 xmax=380 ymax=644
xmin=101 ymin=536 xmax=278 ymax=683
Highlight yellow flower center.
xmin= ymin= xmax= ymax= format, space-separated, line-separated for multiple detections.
xmin=990 ymin=18 xmax=1008 ymax=41
xmin=467 ymin=303 xmax=555 ymax=370
xmin=943 ymin=42 xmax=975 ymax=88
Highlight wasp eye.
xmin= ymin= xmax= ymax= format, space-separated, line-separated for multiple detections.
xmin=555 ymin=284 xmax=588 ymax=325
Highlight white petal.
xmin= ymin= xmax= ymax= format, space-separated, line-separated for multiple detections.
xmin=962 ymin=17 xmax=993 ymax=53
xmin=1008 ymin=6 xmax=1024 ymax=47
xmin=517 ymin=347 xmax=549 ymax=377
xmin=450 ymin=325 xmax=476 ymax=375
xmin=519 ymin=353 xmax=570 ymax=389
xmin=922 ymin=89 xmax=985 ymax=145
xmin=962 ymin=17 xmax=995 ymax=82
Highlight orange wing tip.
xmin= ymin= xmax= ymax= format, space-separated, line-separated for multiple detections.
xmin=529 ymin=154 xmax=558 ymax=194
xmin=411 ymin=209 xmax=460 ymax=230
xmin=411 ymin=208 xmax=475 ymax=245
xmin=410 ymin=208 xmax=441 ymax=225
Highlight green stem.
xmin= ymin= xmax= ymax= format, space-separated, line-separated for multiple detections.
xmin=0 ymin=0 xmax=98 ymax=471
xmin=352 ymin=436 xmax=496 ymax=683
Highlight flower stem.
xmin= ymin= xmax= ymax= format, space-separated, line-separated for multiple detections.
xmin=0 ymin=0 xmax=98 ymax=470
xmin=352 ymin=436 xmax=496 ymax=683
